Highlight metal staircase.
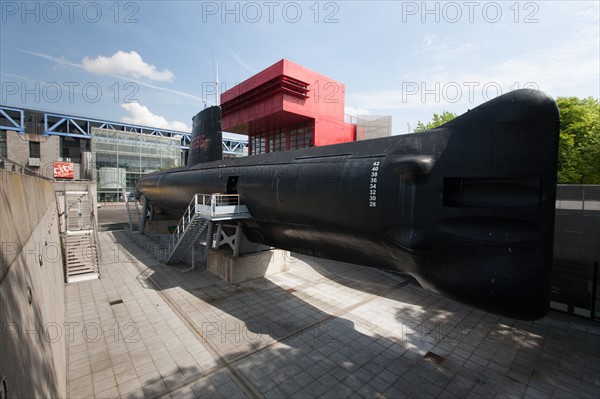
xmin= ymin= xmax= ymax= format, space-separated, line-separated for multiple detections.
xmin=166 ymin=214 xmax=209 ymax=264
xmin=125 ymin=193 xmax=251 ymax=265
xmin=64 ymin=231 xmax=99 ymax=280
xmin=62 ymin=187 xmax=100 ymax=283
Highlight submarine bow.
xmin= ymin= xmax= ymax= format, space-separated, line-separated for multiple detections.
xmin=137 ymin=89 xmax=560 ymax=320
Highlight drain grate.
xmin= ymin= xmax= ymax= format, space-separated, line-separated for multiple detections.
xmin=109 ymin=299 xmax=124 ymax=306
xmin=423 ymin=351 xmax=444 ymax=364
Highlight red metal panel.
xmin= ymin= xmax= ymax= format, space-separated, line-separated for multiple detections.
xmin=221 ymin=60 xmax=286 ymax=104
xmin=221 ymin=59 xmax=355 ymax=148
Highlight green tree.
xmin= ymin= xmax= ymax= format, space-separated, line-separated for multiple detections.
xmin=556 ymin=97 xmax=600 ymax=184
xmin=413 ymin=111 xmax=458 ymax=132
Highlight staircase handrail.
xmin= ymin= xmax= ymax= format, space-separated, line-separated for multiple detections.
xmin=164 ymin=193 xmax=249 ymax=263
xmin=167 ymin=194 xmax=207 ymax=254
xmin=88 ymin=182 xmax=101 ymax=273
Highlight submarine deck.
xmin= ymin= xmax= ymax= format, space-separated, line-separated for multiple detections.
xmin=66 ymin=228 xmax=600 ymax=398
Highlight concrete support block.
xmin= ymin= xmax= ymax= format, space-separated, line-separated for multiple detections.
xmin=207 ymin=248 xmax=290 ymax=284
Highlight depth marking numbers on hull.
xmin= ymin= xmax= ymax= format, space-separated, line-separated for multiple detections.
xmin=369 ymin=161 xmax=380 ymax=208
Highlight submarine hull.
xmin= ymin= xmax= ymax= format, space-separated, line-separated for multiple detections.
xmin=137 ymin=89 xmax=559 ymax=320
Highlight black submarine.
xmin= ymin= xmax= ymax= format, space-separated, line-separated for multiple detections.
xmin=137 ymin=89 xmax=560 ymax=320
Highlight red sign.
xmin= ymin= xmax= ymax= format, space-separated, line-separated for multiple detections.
xmin=54 ymin=162 xmax=74 ymax=179
xmin=190 ymin=134 xmax=207 ymax=150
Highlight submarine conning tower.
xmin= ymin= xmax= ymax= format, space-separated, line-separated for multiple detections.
xmin=188 ymin=105 xmax=223 ymax=166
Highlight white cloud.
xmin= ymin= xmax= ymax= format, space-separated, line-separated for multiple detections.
xmin=120 ymin=103 xmax=190 ymax=132
xmin=15 ymin=48 xmax=81 ymax=68
xmin=344 ymin=105 xmax=372 ymax=116
xmin=82 ymin=51 xmax=175 ymax=82
xmin=11 ymin=48 xmax=208 ymax=104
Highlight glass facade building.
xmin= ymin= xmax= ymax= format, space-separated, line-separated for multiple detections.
xmin=91 ymin=128 xmax=181 ymax=202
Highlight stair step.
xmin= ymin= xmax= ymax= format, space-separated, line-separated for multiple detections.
xmin=69 ymin=267 xmax=96 ymax=274
xmin=69 ymin=270 xmax=97 ymax=277
xmin=69 ymin=270 xmax=96 ymax=274
xmin=62 ymin=188 xmax=101 ymax=283
xmin=166 ymin=218 xmax=209 ymax=264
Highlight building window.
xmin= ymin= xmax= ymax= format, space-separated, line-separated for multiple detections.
xmin=29 ymin=141 xmax=40 ymax=158
xmin=250 ymin=130 xmax=268 ymax=155
xmin=0 ymin=131 xmax=6 ymax=158
xmin=290 ymin=128 xmax=297 ymax=150
xmin=91 ymin=127 xmax=181 ymax=202
xmin=269 ymin=130 xmax=276 ymax=152
xmin=271 ymin=129 xmax=287 ymax=152
xmin=290 ymin=123 xmax=313 ymax=150
xmin=249 ymin=122 xmax=314 ymax=155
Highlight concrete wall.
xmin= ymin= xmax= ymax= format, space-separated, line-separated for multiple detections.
xmin=0 ymin=169 xmax=66 ymax=398
xmin=5 ymin=130 xmax=61 ymax=179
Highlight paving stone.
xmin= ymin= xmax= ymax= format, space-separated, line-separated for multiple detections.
xmin=301 ymin=381 xmax=330 ymax=397
xmin=329 ymin=366 xmax=351 ymax=382
xmin=170 ymin=386 xmax=197 ymax=399
xmin=121 ymin=388 xmax=146 ymax=399
xmin=190 ymin=378 xmax=217 ymax=397
xmin=117 ymin=376 xmax=142 ymax=396
xmin=69 ymin=374 xmax=94 ymax=397
xmin=93 ymin=374 xmax=117 ymax=395
xmin=253 ymin=374 xmax=279 ymax=393
xmin=216 ymin=380 xmax=246 ymax=397
xmin=138 ymin=369 xmax=164 ymax=387
xmin=64 ymin=231 xmax=600 ymax=399
xmin=95 ymin=384 xmax=120 ymax=398
xmin=141 ymin=378 xmax=167 ymax=397
xmin=115 ymin=367 xmax=138 ymax=385
xmin=278 ymin=378 xmax=303 ymax=396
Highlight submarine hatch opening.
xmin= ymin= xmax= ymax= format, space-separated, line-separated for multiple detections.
xmin=227 ymin=176 xmax=239 ymax=195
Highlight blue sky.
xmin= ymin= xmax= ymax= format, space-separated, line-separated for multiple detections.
xmin=1 ymin=1 xmax=598 ymax=134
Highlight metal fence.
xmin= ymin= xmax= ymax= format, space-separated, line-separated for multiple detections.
xmin=552 ymin=185 xmax=600 ymax=320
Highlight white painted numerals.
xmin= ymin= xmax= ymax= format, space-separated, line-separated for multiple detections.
xmin=369 ymin=161 xmax=380 ymax=207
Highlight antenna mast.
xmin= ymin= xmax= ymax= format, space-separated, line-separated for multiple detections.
xmin=215 ymin=62 xmax=220 ymax=106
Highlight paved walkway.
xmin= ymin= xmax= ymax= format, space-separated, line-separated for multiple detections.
xmin=66 ymin=231 xmax=600 ymax=398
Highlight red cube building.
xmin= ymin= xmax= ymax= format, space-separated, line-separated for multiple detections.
xmin=221 ymin=59 xmax=356 ymax=155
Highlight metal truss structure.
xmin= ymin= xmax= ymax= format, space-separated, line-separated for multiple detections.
xmin=0 ymin=105 xmax=248 ymax=157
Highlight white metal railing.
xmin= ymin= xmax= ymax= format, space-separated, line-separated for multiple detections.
xmin=122 ymin=193 xmax=250 ymax=264
xmin=167 ymin=194 xmax=202 ymax=255
xmin=194 ymin=193 xmax=249 ymax=218
xmin=167 ymin=193 xmax=250 ymax=256
xmin=89 ymin=182 xmax=101 ymax=273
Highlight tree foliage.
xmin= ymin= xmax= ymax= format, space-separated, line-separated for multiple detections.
xmin=413 ymin=111 xmax=458 ymax=132
xmin=556 ymin=96 xmax=600 ymax=184
xmin=412 ymin=97 xmax=599 ymax=184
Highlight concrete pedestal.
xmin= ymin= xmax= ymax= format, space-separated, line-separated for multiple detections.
xmin=207 ymin=248 xmax=291 ymax=284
